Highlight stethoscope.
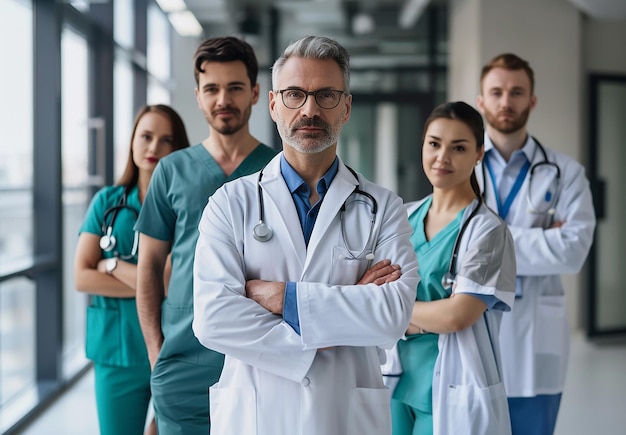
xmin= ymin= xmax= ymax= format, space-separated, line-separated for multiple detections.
xmin=253 ymin=166 xmax=378 ymax=262
xmin=482 ymin=137 xmax=561 ymax=216
xmin=441 ymin=198 xmax=482 ymax=290
xmin=99 ymin=188 xmax=139 ymax=260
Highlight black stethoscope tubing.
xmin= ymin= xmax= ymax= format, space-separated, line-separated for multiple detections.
xmin=340 ymin=167 xmax=377 ymax=261
xmin=441 ymin=198 xmax=482 ymax=290
xmin=253 ymin=165 xmax=378 ymax=262
xmin=99 ymin=188 xmax=140 ymax=260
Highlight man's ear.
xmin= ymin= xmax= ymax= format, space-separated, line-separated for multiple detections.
xmin=476 ymin=94 xmax=485 ymax=114
xmin=269 ymin=90 xmax=278 ymax=122
xmin=251 ymin=83 xmax=260 ymax=105
xmin=342 ymin=94 xmax=352 ymax=124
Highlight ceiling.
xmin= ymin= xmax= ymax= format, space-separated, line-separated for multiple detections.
xmin=185 ymin=0 xmax=626 ymax=35
xmin=185 ymin=0 xmax=414 ymax=36
xmin=182 ymin=0 xmax=626 ymax=67
xmin=184 ymin=0 xmax=439 ymax=66
xmin=567 ymin=0 xmax=626 ymax=20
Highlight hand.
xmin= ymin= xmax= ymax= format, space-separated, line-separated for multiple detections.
xmin=550 ymin=220 xmax=565 ymax=229
xmin=96 ymin=258 xmax=110 ymax=274
xmin=246 ymin=280 xmax=285 ymax=314
xmin=148 ymin=347 xmax=160 ymax=370
xmin=357 ymin=259 xmax=401 ymax=285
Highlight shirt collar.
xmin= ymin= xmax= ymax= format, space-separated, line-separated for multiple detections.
xmin=484 ymin=134 xmax=537 ymax=163
xmin=280 ymin=154 xmax=339 ymax=194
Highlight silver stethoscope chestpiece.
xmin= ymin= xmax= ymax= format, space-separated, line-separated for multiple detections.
xmin=100 ymin=227 xmax=116 ymax=252
xmin=441 ymin=272 xmax=455 ymax=290
xmin=253 ymin=221 xmax=273 ymax=242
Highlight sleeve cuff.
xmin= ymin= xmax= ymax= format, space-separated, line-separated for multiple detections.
xmin=283 ymin=281 xmax=301 ymax=335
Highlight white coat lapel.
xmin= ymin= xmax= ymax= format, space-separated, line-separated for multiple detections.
xmin=258 ymin=155 xmax=307 ymax=269
xmin=304 ymin=162 xmax=357 ymax=270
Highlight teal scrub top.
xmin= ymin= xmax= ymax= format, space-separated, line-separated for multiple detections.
xmin=393 ymin=196 xmax=464 ymax=412
xmin=135 ymin=143 xmax=277 ymax=365
xmin=79 ymin=185 xmax=149 ymax=367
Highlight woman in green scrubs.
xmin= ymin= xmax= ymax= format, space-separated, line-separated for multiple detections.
xmin=391 ymin=102 xmax=516 ymax=435
xmin=73 ymin=105 xmax=190 ymax=435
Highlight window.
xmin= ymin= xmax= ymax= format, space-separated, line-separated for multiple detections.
xmin=61 ymin=25 xmax=91 ymax=378
xmin=147 ymin=2 xmax=171 ymax=103
xmin=0 ymin=0 xmax=34 ymax=264
xmin=0 ymin=1 xmax=34 ymax=431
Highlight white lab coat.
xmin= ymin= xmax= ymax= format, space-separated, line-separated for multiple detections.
xmin=405 ymin=198 xmax=516 ymax=435
xmin=477 ymin=135 xmax=596 ymax=397
xmin=193 ymin=153 xmax=419 ymax=435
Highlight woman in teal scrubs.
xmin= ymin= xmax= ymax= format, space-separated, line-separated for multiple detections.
xmin=74 ymin=105 xmax=190 ymax=435
xmin=390 ymin=102 xmax=516 ymax=435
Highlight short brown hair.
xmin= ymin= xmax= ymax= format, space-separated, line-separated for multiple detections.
xmin=480 ymin=53 xmax=535 ymax=94
xmin=193 ymin=36 xmax=258 ymax=87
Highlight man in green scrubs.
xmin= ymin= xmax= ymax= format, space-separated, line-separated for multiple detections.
xmin=135 ymin=36 xmax=277 ymax=435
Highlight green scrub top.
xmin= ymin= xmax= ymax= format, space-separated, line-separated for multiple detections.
xmin=135 ymin=143 xmax=277 ymax=365
xmin=79 ymin=185 xmax=149 ymax=367
xmin=393 ymin=196 xmax=464 ymax=412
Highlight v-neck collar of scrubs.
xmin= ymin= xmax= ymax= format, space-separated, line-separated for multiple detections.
xmin=409 ymin=196 xmax=465 ymax=254
xmin=193 ymin=143 xmax=272 ymax=183
xmin=408 ymin=196 xmax=466 ymax=303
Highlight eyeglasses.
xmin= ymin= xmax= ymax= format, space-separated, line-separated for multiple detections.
xmin=276 ymin=88 xmax=347 ymax=110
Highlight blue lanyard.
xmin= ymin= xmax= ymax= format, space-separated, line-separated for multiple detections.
xmin=484 ymin=154 xmax=530 ymax=220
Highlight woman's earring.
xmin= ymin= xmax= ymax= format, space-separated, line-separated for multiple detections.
xmin=475 ymin=160 xmax=481 ymax=166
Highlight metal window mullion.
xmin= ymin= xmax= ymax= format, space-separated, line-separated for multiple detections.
xmin=33 ymin=0 xmax=63 ymax=385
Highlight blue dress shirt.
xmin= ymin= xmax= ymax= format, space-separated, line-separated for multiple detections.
xmin=281 ymin=155 xmax=339 ymax=334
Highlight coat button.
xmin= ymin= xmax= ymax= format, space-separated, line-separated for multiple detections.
xmin=302 ymin=377 xmax=310 ymax=386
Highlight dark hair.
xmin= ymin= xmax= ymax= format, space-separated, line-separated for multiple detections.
xmin=423 ymin=101 xmax=484 ymax=198
xmin=480 ymin=53 xmax=535 ymax=94
xmin=116 ymin=104 xmax=190 ymax=188
xmin=271 ymin=35 xmax=351 ymax=92
xmin=193 ymin=36 xmax=259 ymax=87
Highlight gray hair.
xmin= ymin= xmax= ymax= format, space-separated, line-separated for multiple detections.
xmin=271 ymin=36 xmax=351 ymax=92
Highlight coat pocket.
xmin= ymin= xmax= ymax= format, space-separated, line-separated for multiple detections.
xmin=445 ymin=381 xmax=510 ymax=435
xmin=209 ymin=385 xmax=257 ymax=435
xmin=329 ymin=245 xmax=370 ymax=285
xmin=535 ymin=295 xmax=567 ymax=356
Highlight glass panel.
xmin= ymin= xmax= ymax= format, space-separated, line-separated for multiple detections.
xmin=339 ymin=100 xmax=428 ymax=202
xmin=396 ymin=103 xmax=429 ymax=202
xmin=350 ymin=70 xmax=433 ymax=93
xmin=0 ymin=0 xmax=33 ymax=264
xmin=595 ymin=80 xmax=626 ymax=331
xmin=147 ymin=3 xmax=171 ymax=82
xmin=114 ymin=53 xmax=134 ymax=181
xmin=0 ymin=277 xmax=36 ymax=432
xmin=68 ymin=1 xmax=89 ymax=13
xmin=148 ymin=76 xmax=171 ymax=105
xmin=62 ymin=29 xmax=89 ymax=187
xmin=339 ymin=104 xmax=376 ymax=180
xmin=114 ymin=0 xmax=134 ymax=49
xmin=61 ymin=26 xmax=90 ymax=377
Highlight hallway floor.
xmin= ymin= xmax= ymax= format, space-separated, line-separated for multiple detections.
xmin=14 ymin=330 xmax=626 ymax=434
